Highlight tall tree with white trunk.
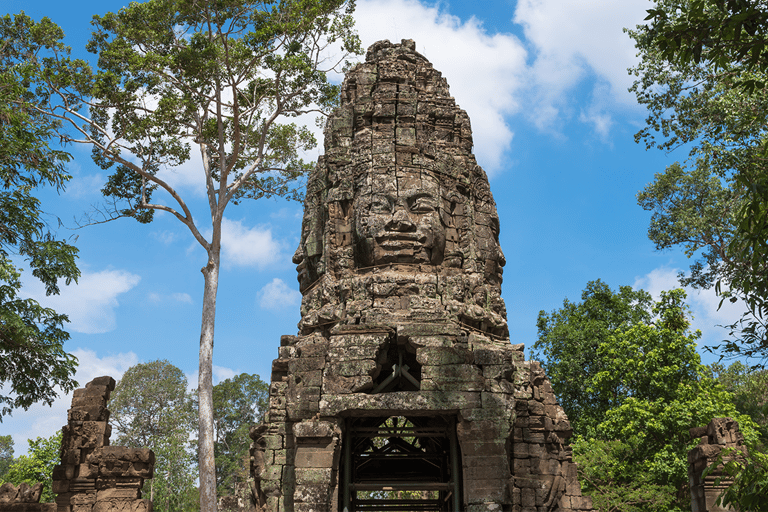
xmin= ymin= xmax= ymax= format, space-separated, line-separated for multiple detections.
xmin=3 ymin=1 xmax=360 ymax=509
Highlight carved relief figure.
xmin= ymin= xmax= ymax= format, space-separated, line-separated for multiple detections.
xmin=355 ymin=171 xmax=446 ymax=266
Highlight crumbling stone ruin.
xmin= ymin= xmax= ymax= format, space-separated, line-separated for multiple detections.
xmin=689 ymin=417 xmax=748 ymax=512
xmin=218 ymin=482 xmax=256 ymax=512
xmin=0 ymin=482 xmax=54 ymax=512
xmin=51 ymin=376 xmax=155 ymax=512
xmin=251 ymin=39 xmax=594 ymax=512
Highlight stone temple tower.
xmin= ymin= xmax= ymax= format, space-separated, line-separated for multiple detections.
xmin=250 ymin=39 xmax=594 ymax=512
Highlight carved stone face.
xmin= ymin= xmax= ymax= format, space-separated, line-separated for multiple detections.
xmin=292 ymin=246 xmax=310 ymax=292
xmin=355 ymin=172 xmax=446 ymax=267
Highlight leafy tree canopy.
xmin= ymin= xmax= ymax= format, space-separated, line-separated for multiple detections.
xmin=0 ymin=435 xmax=13 ymax=479
xmin=151 ymin=430 xmax=200 ymax=512
xmin=0 ymin=432 xmax=62 ymax=503
xmin=109 ymin=360 xmax=197 ymax=511
xmin=110 ymin=359 xmax=196 ymax=448
xmin=212 ymin=373 xmax=268 ymax=497
xmin=536 ymin=281 xmax=759 ymax=511
xmin=707 ymin=361 xmax=768 ymax=448
xmin=0 ymin=13 xmax=80 ymax=418
xmin=630 ymin=0 xmax=768 ymax=363
xmin=716 ymin=448 xmax=768 ymax=512
xmin=532 ymin=279 xmax=654 ymax=437
xmin=645 ymin=0 xmax=768 ymax=91
xmin=572 ymin=438 xmax=677 ymax=512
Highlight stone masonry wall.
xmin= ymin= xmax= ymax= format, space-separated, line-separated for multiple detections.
xmin=0 ymin=483 xmax=55 ymax=512
xmin=253 ymin=326 xmax=593 ymax=511
xmin=689 ymin=417 xmax=747 ymax=512
xmin=51 ymin=377 xmax=155 ymax=512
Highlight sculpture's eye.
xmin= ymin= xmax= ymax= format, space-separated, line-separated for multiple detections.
xmin=410 ymin=194 xmax=437 ymax=213
xmin=370 ymin=196 xmax=392 ymax=213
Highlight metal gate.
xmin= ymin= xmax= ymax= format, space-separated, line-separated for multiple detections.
xmin=341 ymin=416 xmax=461 ymax=512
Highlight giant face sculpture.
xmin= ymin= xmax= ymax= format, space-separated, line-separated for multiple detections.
xmin=354 ymin=171 xmax=446 ymax=267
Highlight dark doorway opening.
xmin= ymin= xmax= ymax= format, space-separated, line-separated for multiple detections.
xmin=370 ymin=341 xmax=421 ymax=394
xmin=341 ymin=415 xmax=461 ymax=512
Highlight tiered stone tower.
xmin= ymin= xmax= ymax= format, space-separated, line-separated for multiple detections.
xmin=251 ymin=39 xmax=594 ymax=512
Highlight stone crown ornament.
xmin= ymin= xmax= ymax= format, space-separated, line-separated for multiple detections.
xmin=293 ymin=38 xmax=508 ymax=338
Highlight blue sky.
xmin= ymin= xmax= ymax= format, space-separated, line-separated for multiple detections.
xmin=3 ymin=0 xmax=744 ymax=453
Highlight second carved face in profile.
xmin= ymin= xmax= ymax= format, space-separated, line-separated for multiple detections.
xmin=355 ymin=171 xmax=446 ymax=267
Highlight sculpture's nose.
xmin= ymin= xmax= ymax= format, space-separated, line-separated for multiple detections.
xmin=385 ymin=206 xmax=416 ymax=232
xmin=292 ymin=245 xmax=304 ymax=265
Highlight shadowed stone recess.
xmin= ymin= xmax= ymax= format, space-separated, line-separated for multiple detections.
xmin=251 ymin=39 xmax=594 ymax=512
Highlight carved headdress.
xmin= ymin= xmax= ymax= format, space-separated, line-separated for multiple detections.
xmin=293 ymin=40 xmax=508 ymax=337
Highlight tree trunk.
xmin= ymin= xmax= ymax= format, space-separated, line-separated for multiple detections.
xmin=198 ymin=249 xmax=220 ymax=512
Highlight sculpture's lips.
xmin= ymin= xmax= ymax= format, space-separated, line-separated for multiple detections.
xmin=375 ymin=233 xmax=426 ymax=244
xmin=295 ymin=261 xmax=308 ymax=286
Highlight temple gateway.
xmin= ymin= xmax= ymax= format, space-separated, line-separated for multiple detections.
xmin=0 ymin=38 xmax=746 ymax=512
xmin=248 ymin=39 xmax=595 ymax=512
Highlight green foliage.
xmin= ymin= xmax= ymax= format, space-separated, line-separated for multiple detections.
xmin=82 ymin=0 xmax=360 ymax=217
xmin=572 ymin=438 xmax=677 ymax=512
xmin=109 ymin=361 xmax=197 ymax=511
xmin=596 ymin=378 xmax=757 ymax=509
xmin=6 ymin=0 xmax=362 ymax=226
xmin=630 ymin=1 xmax=768 ymax=363
xmin=0 ymin=432 xmax=62 ymax=503
xmin=716 ymin=448 xmax=768 ymax=512
xmin=637 ymin=162 xmax=739 ymax=291
xmin=537 ymin=281 xmax=758 ymax=511
xmin=532 ymin=279 xmax=654 ymax=438
xmin=707 ymin=361 xmax=768 ymax=448
xmin=0 ymin=435 xmax=13 ymax=479
xmin=212 ymin=373 xmax=268 ymax=497
xmin=644 ymin=0 xmax=768 ymax=92
xmin=110 ymin=360 xmax=196 ymax=448
xmin=0 ymin=13 xmax=80 ymax=418
xmin=151 ymin=430 xmax=201 ymax=512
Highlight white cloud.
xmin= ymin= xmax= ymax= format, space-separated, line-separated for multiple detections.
xmin=24 ymin=269 xmax=141 ymax=334
xmin=633 ymin=266 xmax=680 ymax=300
xmin=513 ymin=0 xmax=649 ymax=132
xmin=3 ymin=348 xmax=138 ymax=456
xmin=213 ymin=366 xmax=237 ymax=383
xmin=172 ymin=292 xmax=193 ymax=304
xmin=150 ymin=230 xmax=180 ymax=245
xmin=633 ymin=267 xmax=744 ymax=351
xmin=220 ymin=217 xmax=285 ymax=269
xmin=186 ymin=365 xmax=239 ymax=391
xmin=148 ymin=291 xmax=193 ymax=304
xmin=66 ymin=173 xmax=106 ymax=199
xmin=354 ymin=0 xmax=527 ymax=175
xmin=578 ymin=81 xmax=615 ymax=142
xmin=257 ymin=278 xmax=301 ymax=311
